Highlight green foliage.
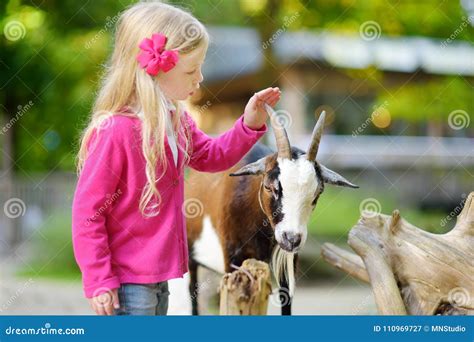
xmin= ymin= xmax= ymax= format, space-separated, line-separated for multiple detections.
xmin=377 ymin=76 xmax=473 ymax=123
xmin=1 ymin=0 xmax=472 ymax=172
xmin=1 ymin=1 xmax=133 ymax=172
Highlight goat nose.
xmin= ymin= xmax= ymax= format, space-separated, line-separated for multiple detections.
xmin=282 ymin=232 xmax=302 ymax=249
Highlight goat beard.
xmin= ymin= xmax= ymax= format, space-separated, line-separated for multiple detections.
xmin=271 ymin=246 xmax=295 ymax=298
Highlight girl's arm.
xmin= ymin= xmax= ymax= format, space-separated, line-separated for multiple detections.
xmin=185 ymin=112 xmax=267 ymax=173
xmin=185 ymin=87 xmax=280 ymax=173
xmin=72 ymin=121 xmax=124 ymax=298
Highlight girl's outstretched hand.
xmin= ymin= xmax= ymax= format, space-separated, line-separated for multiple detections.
xmin=244 ymin=87 xmax=281 ymax=130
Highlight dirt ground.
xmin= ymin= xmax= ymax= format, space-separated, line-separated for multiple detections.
xmin=0 ymin=267 xmax=376 ymax=315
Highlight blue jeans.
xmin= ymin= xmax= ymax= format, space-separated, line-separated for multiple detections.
xmin=114 ymin=282 xmax=169 ymax=316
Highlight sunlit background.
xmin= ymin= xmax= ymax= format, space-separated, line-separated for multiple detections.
xmin=0 ymin=0 xmax=472 ymax=315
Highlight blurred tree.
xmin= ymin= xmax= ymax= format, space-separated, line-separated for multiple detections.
xmin=377 ymin=76 xmax=473 ymax=136
xmin=0 ymin=0 xmax=472 ymax=176
xmin=0 ymin=0 xmax=133 ymax=175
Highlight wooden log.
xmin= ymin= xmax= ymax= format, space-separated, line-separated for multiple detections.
xmin=219 ymin=259 xmax=272 ymax=315
xmin=322 ymin=192 xmax=474 ymax=315
xmin=321 ymin=243 xmax=369 ymax=283
xmin=349 ymin=221 xmax=408 ymax=315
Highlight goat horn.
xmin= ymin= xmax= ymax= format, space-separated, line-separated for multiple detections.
xmin=307 ymin=111 xmax=326 ymax=161
xmin=264 ymin=103 xmax=291 ymax=160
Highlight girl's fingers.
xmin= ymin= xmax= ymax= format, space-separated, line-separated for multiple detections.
xmin=266 ymin=93 xmax=281 ymax=106
xmin=262 ymin=88 xmax=279 ymax=101
xmin=253 ymin=87 xmax=281 ymax=111
xmin=93 ymin=292 xmax=114 ymax=315
xmin=256 ymin=87 xmax=279 ymax=100
xmin=95 ymin=304 xmax=106 ymax=316
xmin=253 ymin=92 xmax=264 ymax=104
xmin=258 ymin=95 xmax=273 ymax=108
xmin=112 ymin=290 xmax=120 ymax=309
xmin=255 ymin=87 xmax=272 ymax=97
xmin=264 ymin=93 xmax=280 ymax=107
xmin=259 ymin=90 xmax=272 ymax=100
xmin=268 ymin=97 xmax=279 ymax=107
xmin=104 ymin=303 xmax=114 ymax=316
xmin=267 ymin=91 xmax=280 ymax=102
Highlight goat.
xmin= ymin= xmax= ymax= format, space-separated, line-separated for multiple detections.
xmin=185 ymin=106 xmax=358 ymax=315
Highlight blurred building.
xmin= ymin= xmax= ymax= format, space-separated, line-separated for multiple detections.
xmin=193 ymin=27 xmax=473 ymax=137
xmin=188 ymin=27 xmax=473 ymax=206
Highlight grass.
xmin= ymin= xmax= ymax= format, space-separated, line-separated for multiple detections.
xmin=308 ymin=186 xmax=449 ymax=241
xmin=301 ymin=187 xmax=449 ymax=281
xmin=17 ymin=212 xmax=81 ymax=280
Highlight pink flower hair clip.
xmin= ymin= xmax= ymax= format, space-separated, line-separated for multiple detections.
xmin=136 ymin=33 xmax=179 ymax=76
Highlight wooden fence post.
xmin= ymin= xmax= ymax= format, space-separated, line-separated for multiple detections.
xmin=219 ymin=258 xmax=272 ymax=315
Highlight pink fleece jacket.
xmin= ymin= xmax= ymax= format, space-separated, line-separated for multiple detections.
xmin=72 ymin=109 xmax=267 ymax=298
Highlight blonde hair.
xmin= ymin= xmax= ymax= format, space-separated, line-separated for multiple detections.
xmin=77 ymin=1 xmax=209 ymax=216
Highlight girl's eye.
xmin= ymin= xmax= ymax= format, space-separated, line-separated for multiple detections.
xmin=186 ymin=69 xmax=196 ymax=75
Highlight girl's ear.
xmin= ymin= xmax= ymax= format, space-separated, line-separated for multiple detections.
xmin=229 ymin=157 xmax=267 ymax=177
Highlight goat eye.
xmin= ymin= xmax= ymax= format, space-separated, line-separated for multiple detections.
xmin=263 ymin=184 xmax=272 ymax=191
xmin=272 ymin=187 xmax=280 ymax=199
xmin=274 ymin=181 xmax=280 ymax=191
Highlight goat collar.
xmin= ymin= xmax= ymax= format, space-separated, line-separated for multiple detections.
xmin=258 ymin=180 xmax=266 ymax=216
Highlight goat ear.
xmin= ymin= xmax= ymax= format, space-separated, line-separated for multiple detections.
xmin=319 ymin=164 xmax=359 ymax=188
xmin=229 ymin=157 xmax=266 ymax=177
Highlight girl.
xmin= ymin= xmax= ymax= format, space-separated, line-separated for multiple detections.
xmin=72 ymin=1 xmax=280 ymax=316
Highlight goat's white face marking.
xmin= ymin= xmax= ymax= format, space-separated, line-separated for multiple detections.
xmin=275 ymin=156 xmax=319 ymax=251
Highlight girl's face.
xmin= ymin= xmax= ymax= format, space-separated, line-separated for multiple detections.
xmin=156 ymin=45 xmax=206 ymax=101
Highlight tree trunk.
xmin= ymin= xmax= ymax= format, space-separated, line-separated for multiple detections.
xmin=219 ymin=259 xmax=272 ymax=315
xmin=0 ymin=105 xmax=18 ymax=253
xmin=322 ymin=192 xmax=474 ymax=315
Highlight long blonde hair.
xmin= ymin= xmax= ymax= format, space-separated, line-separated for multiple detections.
xmin=77 ymin=1 xmax=209 ymax=216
